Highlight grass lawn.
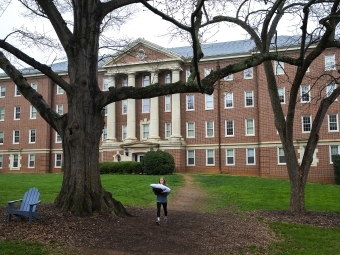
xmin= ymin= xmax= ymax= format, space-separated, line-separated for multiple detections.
xmin=1 ymin=173 xmax=340 ymax=255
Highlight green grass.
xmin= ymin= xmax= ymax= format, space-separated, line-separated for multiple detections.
xmin=1 ymin=173 xmax=340 ymax=255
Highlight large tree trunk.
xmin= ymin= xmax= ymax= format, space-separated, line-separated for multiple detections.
xmin=288 ymin=164 xmax=306 ymax=214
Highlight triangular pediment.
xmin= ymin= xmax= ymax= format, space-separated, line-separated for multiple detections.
xmin=102 ymin=38 xmax=184 ymax=68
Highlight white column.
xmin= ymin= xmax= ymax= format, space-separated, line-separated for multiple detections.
xmin=170 ymin=69 xmax=182 ymax=139
xmin=125 ymin=72 xmax=137 ymax=142
xmin=148 ymin=71 xmax=160 ymax=140
xmin=105 ymin=75 xmax=116 ymax=142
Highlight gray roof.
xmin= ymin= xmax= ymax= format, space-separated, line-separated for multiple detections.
xmin=0 ymin=36 xmax=301 ymax=77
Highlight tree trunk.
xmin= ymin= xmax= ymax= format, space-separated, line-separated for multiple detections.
xmin=54 ymin=83 xmax=129 ymax=216
xmin=289 ymin=168 xmax=306 ymax=214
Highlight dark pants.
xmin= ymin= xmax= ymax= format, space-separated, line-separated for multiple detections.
xmin=157 ymin=202 xmax=167 ymax=217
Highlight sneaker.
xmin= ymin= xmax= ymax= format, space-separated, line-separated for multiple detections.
xmin=163 ymin=218 xmax=167 ymax=223
xmin=156 ymin=220 xmax=160 ymax=225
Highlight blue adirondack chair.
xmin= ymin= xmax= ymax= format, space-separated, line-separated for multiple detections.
xmin=7 ymin=187 xmax=41 ymax=223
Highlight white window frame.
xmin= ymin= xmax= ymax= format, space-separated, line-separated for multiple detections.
xmin=0 ymin=107 xmax=4 ymax=121
xmin=300 ymin=85 xmax=310 ymax=103
xmin=122 ymin=100 xmax=128 ymax=114
xmin=55 ymin=153 xmax=62 ymax=168
xmin=186 ymin=70 xmax=191 ymax=82
xmin=224 ymin=74 xmax=233 ymax=81
xmin=302 ymin=115 xmax=312 ymax=133
xmin=56 ymin=132 xmax=62 ymax=143
xmin=326 ymin=83 xmax=337 ymax=98
xmin=165 ymin=73 xmax=171 ymax=84
xmin=142 ymin=124 xmax=149 ymax=139
xmin=10 ymin=153 xmax=21 ymax=169
xmin=205 ymin=94 xmax=214 ymax=110
xmin=30 ymin=105 xmax=37 ymax=119
xmin=13 ymin=130 xmax=19 ymax=144
xmin=245 ymin=118 xmax=255 ymax=136
xmin=122 ymin=76 xmax=128 ymax=87
xmin=244 ymin=67 xmax=253 ymax=79
xmin=325 ymin=54 xmax=335 ymax=71
xmin=28 ymin=154 xmax=35 ymax=168
xmin=274 ymin=61 xmax=284 ymax=75
xmin=14 ymin=106 xmax=20 ymax=120
xmin=246 ymin=148 xmax=256 ymax=165
xmin=206 ymin=149 xmax=215 ymax=165
xmin=142 ymin=98 xmax=150 ymax=113
xmin=225 ymin=120 xmax=234 ymax=137
xmin=103 ymin=105 xmax=108 ymax=116
xmin=31 ymin=83 xmax=38 ymax=91
xmin=29 ymin=129 xmax=36 ymax=143
xmin=122 ymin=125 xmax=127 ymax=141
xmin=165 ymin=123 xmax=171 ymax=139
xmin=186 ymin=122 xmax=195 ymax=138
xmin=57 ymin=85 xmax=64 ymax=94
xmin=278 ymin=147 xmax=286 ymax=164
xmin=15 ymin=85 xmax=21 ymax=96
xmin=56 ymin=104 xmax=63 ymax=115
xmin=328 ymin=114 xmax=339 ymax=132
xmin=0 ymin=86 xmax=5 ymax=97
xmin=330 ymin=145 xmax=340 ymax=163
xmin=204 ymin=68 xmax=212 ymax=77
xmin=206 ymin=121 xmax=214 ymax=137
xmin=187 ymin=150 xmax=195 ymax=165
xmin=226 ymin=149 xmax=235 ymax=165
xmin=103 ymin=77 xmax=109 ymax=91
xmin=165 ymin=96 xmax=171 ymax=112
xmin=143 ymin=74 xmax=150 ymax=87
xmin=278 ymin=87 xmax=285 ymax=104
xmin=225 ymin=92 xmax=233 ymax=108
xmin=102 ymin=126 xmax=107 ymax=141
xmin=245 ymin=91 xmax=254 ymax=107
xmin=186 ymin=95 xmax=194 ymax=111
xmin=0 ymin=131 xmax=3 ymax=144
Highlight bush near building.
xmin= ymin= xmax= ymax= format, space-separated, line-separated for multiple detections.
xmin=334 ymin=155 xmax=340 ymax=185
xmin=141 ymin=151 xmax=175 ymax=175
xmin=99 ymin=161 xmax=142 ymax=174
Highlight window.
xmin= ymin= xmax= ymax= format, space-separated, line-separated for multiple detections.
xmin=186 ymin=95 xmax=194 ymax=110
xmin=164 ymin=96 xmax=171 ymax=112
xmin=330 ymin=145 xmax=340 ymax=163
xmin=205 ymin=94 xmax=214 ymax=109
xmin=278 ymin=148 xmax=286 ymax=164
xmin=57 ymin=85 xmax=64 ymax=94
xmin=13 ymin=130 xmax=19 ymax=144
xmin=142 ymin=124 xmax=149 ymax=139
xmin=326 ymin=83 xmax=336 ymax=97
xmin=0 ymin=154 xmax=2 ymax=168
xmin=224 ymin=74 xmax=233 ymax=81
xmin=0 ymin=107 xmax=4 ymax=121
xmin=328 ymin=114 xmax=338 ymax=131
xmin=122 ymin=125 xmax=127 ymax=140
xmin=186 ymin=70 xmax=191 ymax=81
xmin=165 ymin=73 xmax=171 ymax=84
xmin=186 ymin=122 xmax=195 ymax=138
xmin=0 ymin=86 xmax=5 ymax=97
xmin=206 ymin=121 xmax=214 ymax=137
xmin=204 ymin=68 xmax=212 ymax=77
xmin=225 ymin=92 xmax=233 ymax=108
xmin=56 ymin=132 xmax=62 ymax=143
xmin=165 ymin=123 xmax=171 ymax=138
xmin=122 ymin=76 xmax=128 ymax=87
xmin=301 ymin=85 xmax=310 ymax=102
xmin=29 ymin=129 xmax=36 ymax=143
xmin=31 ymin=83 xmax=37 ymax=91
xmin=11 ymin=154 xmax=20 ymax=168
xmin=246 ymin=118 xmax=255 ymax=135
xmin=15 ymin=85 xmax=21 ymax=96
xmin=28 ymin=154 xmax=35 ymax=168
xmin=226 ymin=149 xmax=235 ymax=165
xmin=274 ymin=61 xmax=284 ymax=75
xmin=325 ymin=54 xmax=335 ymax=71
xmin=302 ymin=115 xmax=312 ymax=132
xmin=56 ymin=104 xmax=63 ymax=115
xmin=143 ymin=75 xmax=150 ymax=87
xmin=142 ymin=99 xmax=150 ymax=113
xmin=14 ymin=106 xmax=20 ymax=120
xmin=0 ymin=131 xmax=3 ymax=144
xmin=245 ymin=91 xmax=254 ymax=107
xmin=187 ymin=150 xmax=195 ymax=165
xmin=102 ymin=126 xmax=107 ymax=140
xmin=278 ymin=87 xmax=285 ymax=103
xmin=103 ymin=105 xmax=108 ymax=116
xmin=247 ymin=148 xmax=255 ymax=165
xmin=55 ymin=153 xmax=62 ymax=167
xmin=122 ymin=100 xmax=128 ymax=114
xmin=206 ymin=149 xmax=215 ymax=165
xmin=244 ymin=67 xmax=253 ymax=79
xmin=225 ymin=120 xmax=234 ymax=136
xmin=103 ymin=78 xmax=109 ymax=91
xmin=30 ymin=105 xmax=37 ymax=119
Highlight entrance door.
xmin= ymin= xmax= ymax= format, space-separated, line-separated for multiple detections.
xmin=136 ymin=154 xmax=144 ymax=162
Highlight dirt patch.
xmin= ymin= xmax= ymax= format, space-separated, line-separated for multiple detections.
xmin=1 ymin=174 xmax=339 ymax=255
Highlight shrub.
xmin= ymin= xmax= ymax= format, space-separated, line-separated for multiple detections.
xmin=141 ymin=150 xmax=175 ymax=175
xmin=99 ymin=161 xmax=142 ymax=174
xmin=334 ymin=154 xmax=340 ymax=185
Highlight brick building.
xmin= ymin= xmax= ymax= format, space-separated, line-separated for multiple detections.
xmin=0 ymin=36 xmax=339 ymax=183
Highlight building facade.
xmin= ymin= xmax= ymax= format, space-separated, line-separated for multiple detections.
xmin=0 ymin=37 xmax=339 ymax=183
